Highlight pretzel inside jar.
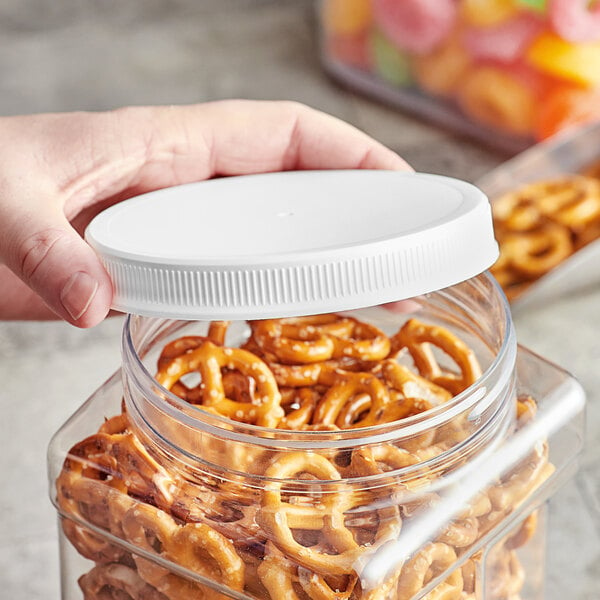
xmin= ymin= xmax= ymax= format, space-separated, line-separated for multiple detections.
xmin=56 ymin=312 xmax=552 ymax=600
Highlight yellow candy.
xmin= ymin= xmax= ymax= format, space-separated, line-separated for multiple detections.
xmin=322 ymin=0 xmax=371 ymax=36
xmin=527 ymin=33 xmax=600 ymax=87
xmin=461 ymin=0 xmax=519 ymax=27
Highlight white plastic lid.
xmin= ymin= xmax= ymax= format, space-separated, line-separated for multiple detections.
xmin=85 ymin=170 xmax=498 ymax=319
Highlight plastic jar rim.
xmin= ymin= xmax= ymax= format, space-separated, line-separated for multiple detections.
xmin=121 ymin=271 xmax=516 ymax=452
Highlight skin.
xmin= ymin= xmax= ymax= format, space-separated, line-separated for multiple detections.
xmin=0 ymin=100 xmax=410 ymax=327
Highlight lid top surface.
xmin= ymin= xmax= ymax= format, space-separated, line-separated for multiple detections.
xmin=85 ymin=170 xmax=498 ymax=319
xmin=88 ymin=171 xmax=464 ymax=263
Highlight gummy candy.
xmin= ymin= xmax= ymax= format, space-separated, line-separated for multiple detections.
xmin=549 ymin=0 xmax=600 ymax=43
xmin=536 ymin=86 xmax=600 ymax=140
xmin=413 ymin=37 xmax=471 ymax=97
xmin=463 ymin=13 xmax=544 ymax=63
xmin=461 ymin=0 xmax=519 ymax=27
xmin=322 ymin=0 xmax=372 ymax=36
xmin=515 ymin=0 xmax=547 ymax=11
xmin=371 ymin=30 xmax=412 ymax=86
xmin=372 ymin=0 xmax=457 ymax=54
xmin=458 ymin=66 xmax=536 ymax=135
xmin=528 ymin=33 xmax=600 ymax=86
xmin=326 ymin=32 xmax=371 ymax=70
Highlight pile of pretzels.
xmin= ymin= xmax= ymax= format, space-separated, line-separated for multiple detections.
xmin=56 ymin=315 xmax=551 ymax=600
xmin=491 ymin=174 xmax=600 ymax=301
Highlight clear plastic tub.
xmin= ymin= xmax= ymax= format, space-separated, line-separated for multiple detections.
xmin=46 ymin=171 xmax=585 ymax=599
xmin=319 ymin=0 xmax=600 ymax=152
xmin=48 ymin=275 xmax=584 ymax=599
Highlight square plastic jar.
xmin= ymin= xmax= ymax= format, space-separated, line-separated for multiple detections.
xmin=47 ymin=171 xmax=585 ymax=600
xmin=319 ymin=0 xmax=600 ymax=151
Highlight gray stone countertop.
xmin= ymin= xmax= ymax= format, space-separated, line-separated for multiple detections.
xmin=0 ymin=2 xmax=598 ymax=598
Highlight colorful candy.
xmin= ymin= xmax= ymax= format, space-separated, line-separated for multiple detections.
xmin=549 ymin=0 xmax=600 ymax=43
xmin=372 ymin=0 xmax=457 ymax=54
xmin=370 ymin=30 xmax=411 ymax=86
xmin=321 ymin=0 xmax=372 ymax=36
xmin=458 ymin=66 xmax=536 ymax=136
xmin=461 ymin=0 xmax=520 ymax=27
xmin=463 ymin=13 xmax=544 ymax=63
xmin=321 ymin=0 xmax=600 ymax=142
xmin=536 ymin=86 xmax=600 ymax=140
xmin=527 ymin=33 xmax=600 ymax=86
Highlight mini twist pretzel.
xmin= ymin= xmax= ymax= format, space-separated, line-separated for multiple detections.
xmin=258 ymin=452 xmax=362 ymax=575
xmin=121 ymin=503 xmax=180 ymax=590
xmin=56 ymin=434 xmax=129 ymax=564
xmin=382 ymin=360 xmax=452 ymax=406
xmin=395 ymin=542 xmax=463 ymax=600
xmin=156 ymin=341 xmax=283 ymax=428
xmin=349 ymin=445 xmax=419 ymax=478
xmin=390 ymin=319 xmax=482 ymax=395
xmin=505 ymin=510 xmax=538 ymax=550
xmin=251 ymin=319 xmax=336 ymax=364
xmin=278 ymin=387 xmax=321 ymax=429
xmin=488 ymin=443 xmax=553 ymax=511
xmin=313 ymin=370 xmax=390 ymax=429
xmin=328 ymin=318 xmax=391 ymax=362
xmin=497 ymin=223 xmax=573 ymax=278
xmin=168 ymin=522 xmax=245 ymax=596
xmin=78 ymin=563 xmax=168 ymax=600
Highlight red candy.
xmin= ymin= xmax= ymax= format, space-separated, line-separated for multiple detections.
xmin=549 ymin=0 xmax=600 ymax=43
xmin=463 ymin=13 xmax=544 ymax=63
xmin=372 ymin=0 xmax=457 ymax=54
xmin=536 ymin=86 xmax=600 ymax=140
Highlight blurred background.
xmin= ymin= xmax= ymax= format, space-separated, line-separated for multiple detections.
xmin=0 ymin=1 xmax=599 ymax=598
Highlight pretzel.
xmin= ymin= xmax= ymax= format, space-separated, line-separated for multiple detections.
xmin=395 ymin=542 xmax=463 ymax=600
xmin=312 ymin=371 xmax=390 ymax=429
xmin=437 ymin=517 xmax=479 ymax=548
xmin=258 ymin=451 xmax=363 ymax=575
xmin=505 ymin=510 xmax=538 ymax=550
xmin=278 ymin=386 xmax=320 ymax=429
xmin=56 ymin=434 xmax=130 ymax=564
xmin=390 ymin=319 xmax=482 ymax=395
xmin=251 ymin=319 xmax=337 ymax=364
xmin=156 ymin=341 xmax=283 ymax=428
xmin=381 ymin=360 xmax=452 ymax=406
xmin=491 ymin=175 xmax=600 ymax=300
xmin=169 ymin=522 xmax=245 ymax=595
xmin=78 ymin=563 xmax=168 ymax=600
xmin=121 ymin=503 xmax=180 ymax=590
xmin=328 ymin=318 xmax=390 ymax=361
xmin=496 ymin=223 xmax=573 ymax=279
xmin=349 ymin=444 xmax=419 ymax=478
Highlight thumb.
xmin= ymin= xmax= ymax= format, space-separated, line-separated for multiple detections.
xmin=0 ymin=207 xmax=113 ymax=327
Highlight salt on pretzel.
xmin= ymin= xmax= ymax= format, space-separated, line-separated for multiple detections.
xmin=78 ymin=563 xmax=168 ymax=600
xmin=156 ymin=341 xmax=283 ymax=428
xmin=390 ymin=319 xmax=482 ymax=395
xmin=395 ymin=542 xmax=463 ymax=600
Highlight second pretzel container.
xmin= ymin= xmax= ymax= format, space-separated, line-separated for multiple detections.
xmin=48 ymin=171 xmax=585 ymax=599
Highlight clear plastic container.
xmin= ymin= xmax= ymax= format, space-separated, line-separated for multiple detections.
xmin=319 ymin=0 xmax=600 ymax=152
xmin=47 ymin=171 xmax=585 ymax=599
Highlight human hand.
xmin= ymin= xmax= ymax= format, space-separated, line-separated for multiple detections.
xmin=0 ymin=100 xmax=411 ymax=327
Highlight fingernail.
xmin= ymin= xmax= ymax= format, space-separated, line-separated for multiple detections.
xmin=60 ymin=271 xmax=99 ymax=321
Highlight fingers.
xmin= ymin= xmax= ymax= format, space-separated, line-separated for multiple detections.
xmin=0 ymin=206 xmax=112 ymax=327
xmin=84 ymin=101 xmax=411 ymax=199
